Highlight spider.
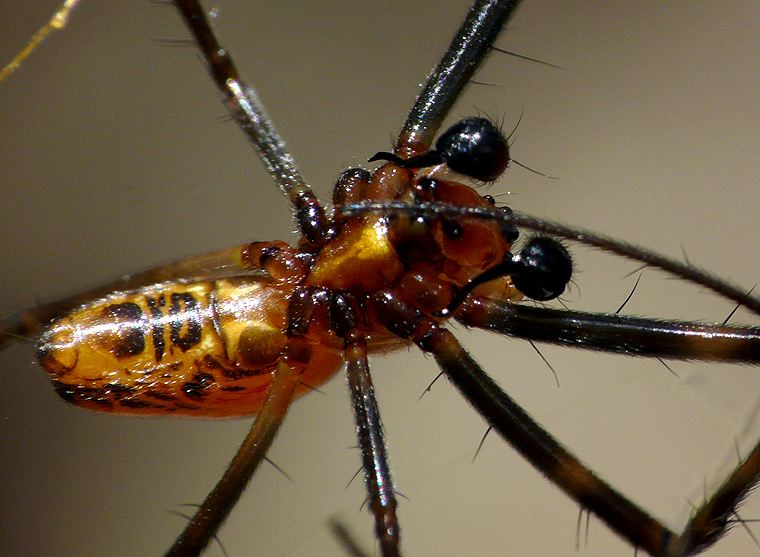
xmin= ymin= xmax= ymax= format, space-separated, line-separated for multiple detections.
xmin=2 ymin=1 xmax=760 ymax=556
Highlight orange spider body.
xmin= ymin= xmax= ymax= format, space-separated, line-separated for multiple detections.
xmin=38 ymin=163 xmax=521 ymax=417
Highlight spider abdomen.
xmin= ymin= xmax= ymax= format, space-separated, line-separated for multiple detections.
xmin=37 ymin=276 xmax=343 ymax=417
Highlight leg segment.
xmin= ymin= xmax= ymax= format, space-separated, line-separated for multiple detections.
xmin=371 ymin=289 xmax=689 ymax=555
xmin=458 ymin=297 xmax=760 ymax=363
xmin=422 ymin=325 xmax=760 ymax=556
xmin=165 ymin=352 xmax=305 ymax=556
xmin=344 ymin=332 xmax=401 ymax=557
xmin=173 ymin=1 xmax=328 ymax=245
xmin=397 ymin=0 xmax=521 ymax=157
xmin=418 ymin=325 xmax=675 ymax=555
xmin=665 ymin=438 xmax=760 ymax=555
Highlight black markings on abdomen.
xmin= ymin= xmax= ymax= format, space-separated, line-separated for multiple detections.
xmin=142 ymin=290 xmax=203 ymax=361
xmin=182 ymin=372 xmax=215 ymax=401
xmin=169 ymin=292 xmax=202 ymax=352
xmin=102 ymin=302 xmax=146 ymax=359
xmin=145 ymin=294 xmax=167 ymax=361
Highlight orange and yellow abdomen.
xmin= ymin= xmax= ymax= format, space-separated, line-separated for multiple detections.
xmin=37 ymin=278 xmax=343 ymax=417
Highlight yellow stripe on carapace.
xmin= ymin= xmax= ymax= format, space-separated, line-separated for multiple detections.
xmin=307 ymin=216 xmax=403 ymax=291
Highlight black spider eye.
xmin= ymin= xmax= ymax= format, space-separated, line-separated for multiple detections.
xmin=435 ymin=117 xmax=510 ymax=182
xmin=497 ymin=206 xmax=519 ymax=243
xmin=510 ymin=237 xmax=572 ymax=301
xmin=442 ymin=219 xmax=463 ymax=239
xmin=414 ymin=176 xmax=437 ymax=201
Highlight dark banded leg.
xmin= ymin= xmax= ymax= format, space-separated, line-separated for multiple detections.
xmin=417 ymin=324 xmax=675 ymax=556
xmin=457 ymin=297 xmax=760 ymax=363
xmin=665 ymin=438 xmax=760 ymax=555
xmin=165 ymin=355 xmax=305 ymax=556
xmin=371 ymin=290 xmax=679 ymax=555
xmin=423 ymin=325 xmax=760 ymax=556
xmin=344 ymin=332 xmax=401 ymax=557
xmin=397 ymin=0 xmax=522 ymax=156
xmin=173 ymin=1 xmax=328 ymax=245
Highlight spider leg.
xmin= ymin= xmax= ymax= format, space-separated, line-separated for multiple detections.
xmin=397 ymin=0 xmax=521 ymax=156
xmin=418 ymin=324 xmax=676 ymax=555
xmin=423 ymin=319 xmax=760 ymax=556
xmin=457 ymin=297 xmax=760 ymax=363
xmin=173 ymin=0 xmax=328 ymax=245
xmin=165 ymin=354 xmax=305 ymax=556
xmin=371 ymin=289 xmax=680 ymax=554
xmin=345 ymin=331 xmax=401 ymax=557
xmin=666 ymin=438 xmax=760 ymax=555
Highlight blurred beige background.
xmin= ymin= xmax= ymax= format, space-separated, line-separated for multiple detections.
xmin=2 ymin=1 xmax=760 ymax=555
